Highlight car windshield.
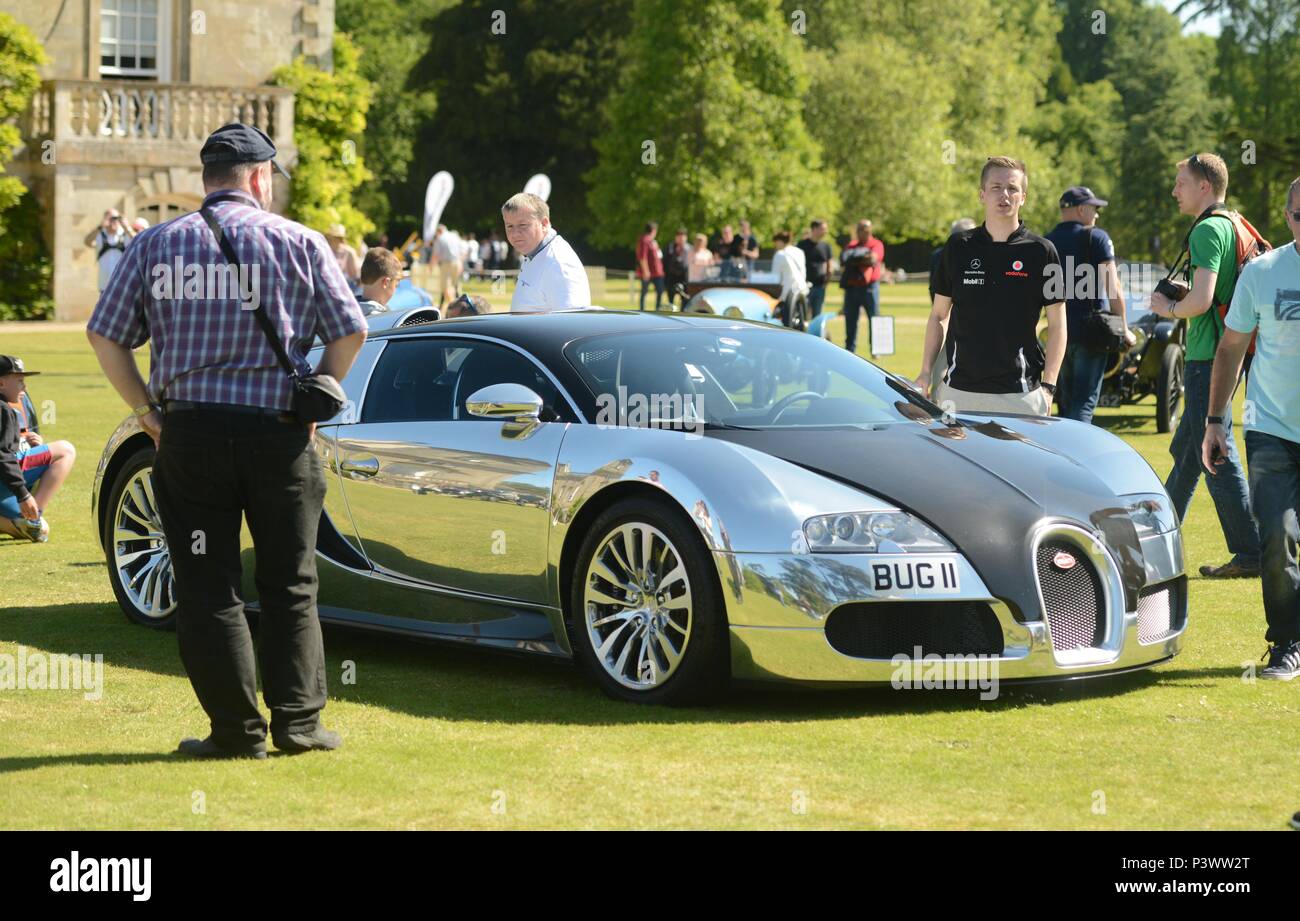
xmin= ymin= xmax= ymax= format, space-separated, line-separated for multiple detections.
xmin=564 ymin=326 xmax=944 ymax=429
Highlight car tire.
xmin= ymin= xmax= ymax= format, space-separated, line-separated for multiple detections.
xmin=1157 ymin=344 xmax=1184 ymax=434
xmin=102 ymin=444 xmax=178 ymax=629
xmin=568 ymin=497 xmax=729 ymax=705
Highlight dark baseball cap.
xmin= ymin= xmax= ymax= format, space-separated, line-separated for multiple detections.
xmin=0 ymin=355 xmax=39 ymax=376
xmin=1060 ymin=186 xmax=1107 ymax=208
xmin=200 ymin=123 xmax=291 ymax=179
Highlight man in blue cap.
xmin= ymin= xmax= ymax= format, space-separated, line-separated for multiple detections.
xmin=87 ymin=123 xmax=368 ymax=760
xmin=1046 ymin=186 xmax=1135 ymax=424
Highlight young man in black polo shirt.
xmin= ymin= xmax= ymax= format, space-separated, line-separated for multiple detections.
xmin=797 ymin=219 xmax=833 ymax=318
xmin=916 ymin=157 xmax=1066 ymax=415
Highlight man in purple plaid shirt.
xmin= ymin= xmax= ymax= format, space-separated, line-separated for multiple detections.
xmin=87 ymin=123 xmax=367 ymax=760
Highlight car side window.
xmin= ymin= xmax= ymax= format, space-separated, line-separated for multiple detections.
xmin=362 ymin=337 xmax=569 ymax=424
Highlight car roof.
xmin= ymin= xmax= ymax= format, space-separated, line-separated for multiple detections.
xmin=365 ymin=308 xmax=779 ymax=349
xmin=363 ymin=308 xmax=798 ymax=422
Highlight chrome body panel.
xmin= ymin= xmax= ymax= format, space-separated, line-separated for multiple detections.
xmin=333 ymin=420 xmax=566 ymax=606
xmin=90 ymin=414 xmax=146 ymax=540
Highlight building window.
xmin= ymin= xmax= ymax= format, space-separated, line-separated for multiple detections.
xmin=101 ymin=0 xmax=166 ymax=79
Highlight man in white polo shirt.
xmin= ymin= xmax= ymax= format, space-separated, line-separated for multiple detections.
xmin=1203 ymin=176 xmax=1300 ymax=679
xmin=502 ymin=192 xmax=591 ymax=312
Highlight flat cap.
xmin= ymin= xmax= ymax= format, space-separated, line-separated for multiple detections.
xmin=200 ymin=123 xmax=291 ymax=179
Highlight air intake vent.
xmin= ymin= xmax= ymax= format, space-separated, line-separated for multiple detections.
xmin=1137 ymin=577 xmax=1186 ymax=643
xmin=824 ymin=601 xmax=1004 ymax=659
xmin=398 ymin=309 xmax=439 ymax=327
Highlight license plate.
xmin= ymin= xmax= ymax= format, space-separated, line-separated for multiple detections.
xmin=869 ymin=557 xmax=961 ymax=595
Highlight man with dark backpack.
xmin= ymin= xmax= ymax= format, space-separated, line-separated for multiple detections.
xmin=1147 ymin=152 xmax=1263 ymax=579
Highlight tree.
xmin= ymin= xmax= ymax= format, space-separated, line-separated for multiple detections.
xmin=401 ymin=0 xmax=633 ymax=251
xmin=335 ymin=0 xmax=446 ymax=235
xmin=1212 ymin=0 xmax=1300 ymax=241
xmin=0 ymin=13 xmax=52 ymax=320
xmin=586 ymin=0 xmax=838 ymax=249
xmin=272 ymin=33 xmax=375 ymax=244
xmin=1101 ymin=4 xmax=1221 ymax=260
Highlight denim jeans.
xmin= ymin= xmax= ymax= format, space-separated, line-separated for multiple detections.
xmin=1164 ymin=359 xmax=1260 ymax=567
xmin=807 ymin=283 xmax=827 ymax=319
xmin=153 ymin=409 xmax=329 ymax=748
xmin=1060 ymin=341 xmax=1108 ymax=424
xmin=1245 ymin=431 xmax=1300 ymax=643
xmin=842 ymin=281 xmax=880 ymax=353
xmin=639 ymin=276 xmax=664 ymax=310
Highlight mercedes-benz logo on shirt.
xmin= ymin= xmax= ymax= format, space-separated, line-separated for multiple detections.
xmin=970 ymin=259 xmax=981 ymax=269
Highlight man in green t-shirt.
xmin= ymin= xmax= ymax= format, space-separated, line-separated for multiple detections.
xmin=1148 ymin=152 xmax=1261 ymax=578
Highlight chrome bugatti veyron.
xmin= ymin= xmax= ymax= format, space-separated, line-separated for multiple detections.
xmin=92 ymin=310 xmax=1186 ymax=704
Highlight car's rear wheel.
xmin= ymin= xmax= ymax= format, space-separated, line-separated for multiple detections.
xmin=102 ymin=445 xmax=178 ymax=628
xmin=1156 ymin=344 xmax=1184 ymax=434
xmin=569 ymin=497 xmax=728 ymax=705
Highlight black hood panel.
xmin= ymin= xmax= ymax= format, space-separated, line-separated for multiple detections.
xmin=708 ymin=420 xmax=1146 ymax=618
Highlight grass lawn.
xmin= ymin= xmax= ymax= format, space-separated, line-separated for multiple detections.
xmin=0 ymin=288 xmax=1295 ymax=830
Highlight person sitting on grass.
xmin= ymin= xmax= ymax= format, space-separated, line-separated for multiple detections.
xmin=0 ymin=355 xmax=76 ymax=542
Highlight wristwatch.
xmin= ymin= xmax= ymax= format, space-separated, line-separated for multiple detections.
xmin=1206 ymin=415 xmax=1224 ymax=426
xmin=1041 ymin=382 xmax=1057 ymax=396
xmin=132 ymin=402 xmax=158 ymax=418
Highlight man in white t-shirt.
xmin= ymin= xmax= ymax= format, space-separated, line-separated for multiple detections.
xmin=84 ymin=210 xmax=136 ymax=292
xmin=431 ymin=225 xmax=464 ymax=304
xmin=1203 ymin=177 xmax=1300 ymax=679
xmin=771 ymin=229 xmax=809 ymax=325
xmin=502 ymin=192 xmax=591 ymax=312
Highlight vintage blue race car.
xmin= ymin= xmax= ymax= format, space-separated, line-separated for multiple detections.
xmin=92 ymin=310 xmax=1186 ymax=705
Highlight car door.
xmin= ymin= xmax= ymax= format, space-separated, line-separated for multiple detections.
xmin=333 ymin=334 xmax=573 ymax=608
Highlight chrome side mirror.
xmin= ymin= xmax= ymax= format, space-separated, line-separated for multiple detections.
xmin=466 ymin=383 xmax=544 ymax=424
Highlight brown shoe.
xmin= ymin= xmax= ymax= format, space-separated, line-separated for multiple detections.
xmin=1198 ymin=561 xmax=1260 ymax=579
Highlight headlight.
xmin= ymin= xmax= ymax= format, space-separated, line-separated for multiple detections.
xmin=802 ymin=510 xmax=953 ymax=553
xmin=1122 ymin=493 xmax=1178 ymax=537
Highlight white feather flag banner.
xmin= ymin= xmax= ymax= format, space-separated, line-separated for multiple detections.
xmin=423 ymin=171 xmax=454 ymax=240
xmin=523 ymin=173 xmax=552 ymax=203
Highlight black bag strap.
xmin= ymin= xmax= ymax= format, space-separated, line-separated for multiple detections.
xmin=1165 ymin=201 xmax=1227 ymax=282
xmin=198 ymin=204 xmax=300 ymax=382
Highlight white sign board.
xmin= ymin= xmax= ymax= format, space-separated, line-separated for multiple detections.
xmin=871 ymin=315 xmax=896 ymax=356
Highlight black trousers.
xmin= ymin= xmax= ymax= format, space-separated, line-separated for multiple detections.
xmin=152 ymin=408 xmax=328 ymax=748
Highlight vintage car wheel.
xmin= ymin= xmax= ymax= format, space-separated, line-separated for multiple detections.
xmin=786 ymin=293 xmax=808 ymax=332
xmin=569 ymin=497 xmax=728 ymax=705
xmin=1156 ymin=344 xmax=1184 ymax=434
xmin=103 ymin=445 xmax=178 ymax=628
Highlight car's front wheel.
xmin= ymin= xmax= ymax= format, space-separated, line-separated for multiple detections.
xmin=569 ymin=497 xmax=729 ymax=705
xmin=102 ymin=445 xmax=178 ymax=628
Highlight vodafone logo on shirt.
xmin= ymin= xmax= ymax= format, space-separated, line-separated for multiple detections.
xmin=1005 ymin=258 xmax=1028 ymax=278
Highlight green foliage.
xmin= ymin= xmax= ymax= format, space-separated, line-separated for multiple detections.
xmin=401 ymin=0 xmax=633 ymax=247
xmin=272 ymin=33 xmax=375 ymax=244
xmin=335 ymin=0 xmax=445 ymax=233
xmin=1211 ymin=0 xmax=1300 ymax=242
xmin=0 ymin=190 xmax=53 ymax=321
xmin=586 ymin=0 xmax=838 ymax=249
xmin=1101 ymin=4 xmax=1221 ymax=260
xmin=0 ymin=13 xmax=51 ymax=319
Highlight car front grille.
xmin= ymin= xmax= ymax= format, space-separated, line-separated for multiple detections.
xmin=824 ymin=601 xmax=1004 ymax=660
xmin=1137 ymin=577 xmax=1187 ymax=643
xmin=1036 ymin=540 xmax=1105 ymax=651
